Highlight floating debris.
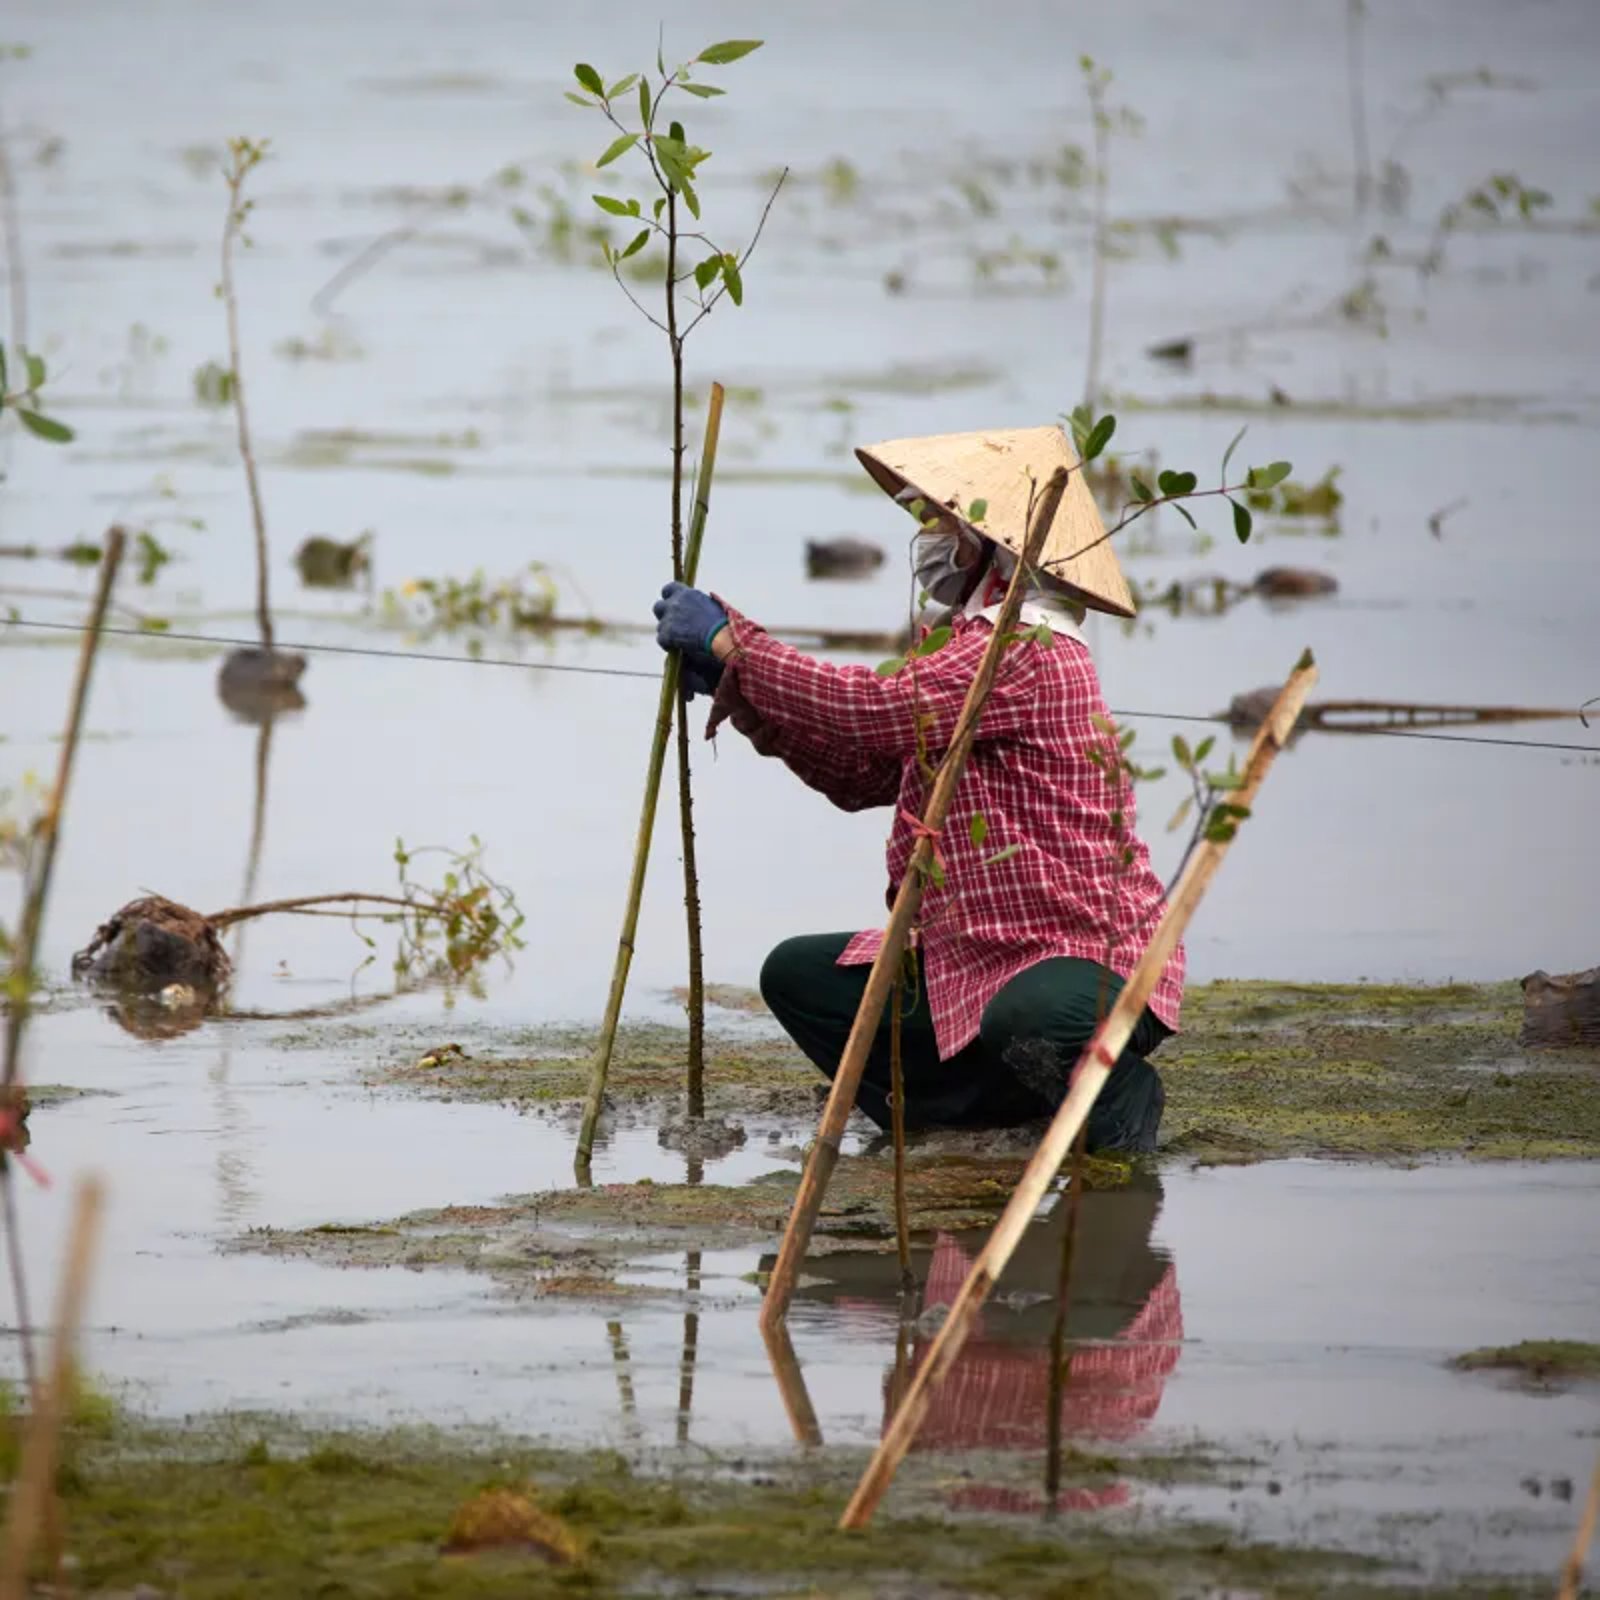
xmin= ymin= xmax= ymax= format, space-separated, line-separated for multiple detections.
xmin=1521 ymin=966 xmax=1600 ymax=1048
xmin=804 ymin=536 xmax=886 ymax=579
xmin=294 ymin=532 xmax=372 ymax=588
xmin=442 ymin=1487 xmax=582 ymax=1564
xmin=218 ymin=647 xmax=309 ymax=723
xmin=413 ymin=1042 xmax=469 ymax=1070
xmin=1252 ymin=566 xmax=1338 ymax=598
xmin=72 ymin=895 xmax=232 ymax=995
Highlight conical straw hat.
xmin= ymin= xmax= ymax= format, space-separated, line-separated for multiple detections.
xmin=855 ymin=425 xmax=1135 ymax=618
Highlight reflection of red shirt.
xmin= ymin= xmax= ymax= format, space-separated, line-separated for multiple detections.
xmin=887 ymin=1231 xmax=1183 ymax=1515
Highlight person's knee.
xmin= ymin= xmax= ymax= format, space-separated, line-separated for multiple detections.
xmin=759 ymin=936 xmax=810 ymax=1021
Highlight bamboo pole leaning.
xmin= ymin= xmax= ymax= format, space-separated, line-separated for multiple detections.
xmin=1558 ymin=1450 xmax=1600 ymax=1600
xmin=0 ymin=1175 xmax=106 ymax=1600
xmin=577 ymin=383 xmax=726 ymax=1173
xmin=759 ymin=467 xmax=1071 ymax=1331
xmin=838 ymin=649 xmax=1318 ymax=1529
xmin=3 ymin=527 xmax=127 ymax=1091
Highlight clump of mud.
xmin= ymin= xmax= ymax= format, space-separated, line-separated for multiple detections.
xmin=72 ymin=895 xmax=231 ymax=1021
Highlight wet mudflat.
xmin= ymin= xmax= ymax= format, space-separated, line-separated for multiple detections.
xmin=4 ymin=0 xmax=1600 ymax=1593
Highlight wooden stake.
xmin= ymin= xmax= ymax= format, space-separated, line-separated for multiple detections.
xmin=577 ymin=383 xmax=726 ymax=1172
xmin=1558 ymin=1451 xmax=1600 ymax=1600
xmin=759 ymin=468 xmax=1070 ymax=1331
xmin=838 ymin=650 xmax=1317 ymax=1529
xmin=889 ymin=970 xmax=913 ymax=1293
xmin=0 ymin=1175 xmax=106 ymax=1600
xmin=760 ymin=1319 xmax=822 ymax=1448
xmin=3 ymin=528 xmax=126 ymax=1091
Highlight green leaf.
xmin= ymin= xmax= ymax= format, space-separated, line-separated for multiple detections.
xmin=1166 ymin=794 xmax=1195 ymax=832
xmin=620 ymin=228 xmax=650 ymax=260
xmin=693 ymin=255 xmax=721 ymax=290
xmin=679 ymin=178 xmax=701 ymax=220
xmin=981 ymin=843 xmax=1022 ymax=867
xmin=1251 ymin=460 xmax=1292 ymax=489
xmin=15 ymin=409 xmax=72 ymax=442
xmin=653 ymin=196 xmax=666 ymax=220
xmin=564 ymin=91 xmax=596 ymax=108
xmin=574 ymin=63 xmax=604 ymax=96
xmin=22 ymin=349 xmax=45 ymax=390
xmin=1230 ymin=498 xmax=1253 ymax=543
xmin=607 ymin=73 xmax=639 ymax=98
xmin=913 ymin=625 xmax=952 ymax=657
xmin=592 ymin=194 xmax=636 ymax=216
xmin=1172 ymin=734 xmax=1193 ymax=770
xmin=927 ymin=855 xmax=946 ymax=890
xmin=1194 ymin=736 xmax=1215 ymax=764
xmin=969 ymin=813 xmax=988 ymax=847
xmin=1172 ymin=501 xmax=1198 ymax=531
xmin=680 ymin=82 xmax=725 ymax=97
xmin=1129 ymin=474 xmax=1154 ymax=502
xmin=721 ymin=254 xmax=742 ymax=304
xmin=596 ymin=132 xmax=639 ymax=167
xmin=697 ymin=39 xmax=763 ymax=64
xmin=1220 ymin=424 xmax=1247 ymax=482
xmin=639 ymin=77 xmax=652 ymax=126
xmin=0 ymin=343 xmax=7 ymax=392
xmin=966 ymin=497 xmax=988 ymax=523
xmin=874 ymin=656 xmax=906 ymax=677
xmin=1084 ymin=413 xmax=1116 ymax=461
xmin=1067 ymin=404 xmax=1093 ymax=454
xmin=1157 ymin=469 xmax=1197 ymax=497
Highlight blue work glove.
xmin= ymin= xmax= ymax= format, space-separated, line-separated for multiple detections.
xmin=653 ymin=581 xmax=729 ymax=661
xmin=680 ymin=655 xmax=724 ymax=700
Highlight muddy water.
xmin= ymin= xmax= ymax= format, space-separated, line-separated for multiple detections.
xmin=3 ymin=0 xmax=1599 ymax=1585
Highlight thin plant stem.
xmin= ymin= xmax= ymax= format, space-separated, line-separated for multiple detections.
xmin=0 ymin=1175 xmax=105 ymax=1600
xmin=676 ymin=1248 xmax=701 ymax=1447
xmin=1082 ymin=72 xmax=1110 ymax=415
xmin=890 ymin=970 xmax=912 ymax=1292
xmin=3 ymin=529 xmax=127 ymax=1090
xmin=221 ymin=146 xmax=274 ymax=653
xmin=0 ymin=111 xmax=26 ymax=363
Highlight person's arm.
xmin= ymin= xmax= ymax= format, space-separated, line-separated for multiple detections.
xmin=709 ymin=671 xmax=901 ymax=812
xmin=709 ymin=602 xmax=1043 ymax=759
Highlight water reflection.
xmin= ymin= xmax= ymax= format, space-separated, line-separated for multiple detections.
xmin=765 ymin=1173 xmax=1180 ymax=1510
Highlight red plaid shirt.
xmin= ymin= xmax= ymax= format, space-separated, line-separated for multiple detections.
xmin=709 ymin=605 xmax=1183 ymax=1057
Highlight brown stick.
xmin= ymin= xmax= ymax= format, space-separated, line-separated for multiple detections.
xmin=760 ymin=1319 xmax=822 ymax=1448
xmin=889 ymin=970 xmax=912 ymax=1293
xmin=207 ymin=890 xmax=434 ymax=927
xmin=839 ymin=650 xmax=1318 ymax=1529
xmin=3 ymin=528 xmax=126 ymax=1090
xmin=0 ymin=1174 xmax=106 ymax=1600
xmin=1559 ymin=1451 xmax=1600 ymax=1600
xmin=759 ymin=467 xmax=1071 ymax=1333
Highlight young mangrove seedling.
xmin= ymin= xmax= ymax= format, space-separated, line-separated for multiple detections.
xmin=213 ymin=137 xmax=307 ymax=714
xmin=566 ymin=33 xmax=785 ymax=1108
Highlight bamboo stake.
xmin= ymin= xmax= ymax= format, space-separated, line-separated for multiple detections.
xmin=839 ymin=649 xmax=1318 ymax=1529
xmin=889 ymin=971 xmax=912 ymax=1293
xmin=577 ymin=382 xmax=726 ymax=1172
xmin=1043 ymin=1129 xmax=1087 ymax=1516
xmin=1558 ymin=1451 xmax=1600 ymax=1600
xmin=759 ymin=468 xmax=1071 ymax=1332
xmin=760 ymin=1319 xmax=823 ymax=1447
xmin=2 ymin=528 xmax=126 ymax=1090
xmin=0 ymin=1174 xmax=105 ymax=1600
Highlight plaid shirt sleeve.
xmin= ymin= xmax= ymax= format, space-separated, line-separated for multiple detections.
xmin=706 ymin=667 xmax=900 ymax=812
xmin=711 ymin=603 xmax=1043 ymax=760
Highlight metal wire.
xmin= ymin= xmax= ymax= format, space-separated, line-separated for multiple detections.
xmin=4 ymin=614 xmax=1597 ymax=756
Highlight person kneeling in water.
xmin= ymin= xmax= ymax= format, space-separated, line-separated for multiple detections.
xmin=652 ymin=425 xmax=1181 ymax=1154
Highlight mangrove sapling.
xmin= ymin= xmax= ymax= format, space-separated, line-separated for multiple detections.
xmin=0 ymin=341 xmax=72 ymax=445
xmin=567 ymin=35 xmax=785 ymax=1111
xmin=215 ymin=138 xmax=306 ymax=702
xmin=1078 ymin=57 xmax=1142 ymax=416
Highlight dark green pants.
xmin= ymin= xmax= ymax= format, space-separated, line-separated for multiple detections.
xmin=760 ymin=933 xmax=1171 ymax=1154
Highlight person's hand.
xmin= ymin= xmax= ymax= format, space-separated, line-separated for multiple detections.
xmin=680 ymin=655 xmax=724 ymax=700
xmin=653 ymin=581 xmax=728 ymax=660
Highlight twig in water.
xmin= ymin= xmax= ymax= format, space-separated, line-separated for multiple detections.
xmin=1042 ymin=1129 xmax=1088 ymax=1514
xmin=219 ymin=139 xmax=275 ymax=653
xmin=1426 ymin=497 xmax=1467 ymax=539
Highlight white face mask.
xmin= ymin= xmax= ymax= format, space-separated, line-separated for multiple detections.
xmin=897 ymin=488 xmax=983 ymax=605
